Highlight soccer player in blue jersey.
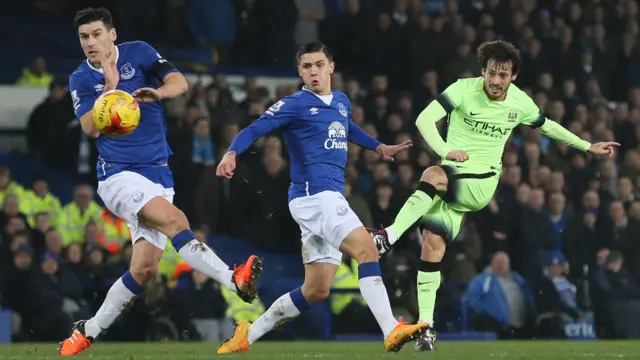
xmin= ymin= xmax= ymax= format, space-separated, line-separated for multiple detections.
xmin=215 ymin=42 xmax=427 ymax=353
xmin=58 ymin=8 xmax=262 ymax=356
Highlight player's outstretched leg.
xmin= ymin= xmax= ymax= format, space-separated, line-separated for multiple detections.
xmin=141 ymin=197 xmax=262 ymax=302
xmin=368 ymin=166 xmax=448 ymax=255
xmin=59 ymin=240 xmax=163 ymax=356
xmin=218 ymin=263 xmax=335 ymax=354
xmin=340 ymin=227 xmax=429 ymax=352
xmin=414 ymin=230 xmax=446 ymax=351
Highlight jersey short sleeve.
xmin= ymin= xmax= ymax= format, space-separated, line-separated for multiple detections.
xmin=136 ymin=41 xmax=178 ymax=81
xmin=436 ymin=79 xmax=465 ymax=113
xmin=69 ymin=72 xmax=97 ymax=119
xmin=518 ymin=95 xmax=546 ymax=128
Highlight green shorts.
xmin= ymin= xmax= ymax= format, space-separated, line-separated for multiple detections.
xmin=419 ymin=164 xmax=500 ymax=243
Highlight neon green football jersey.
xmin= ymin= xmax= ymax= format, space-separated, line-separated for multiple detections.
xmin=437 ymin=77 xmax=544 ymax=171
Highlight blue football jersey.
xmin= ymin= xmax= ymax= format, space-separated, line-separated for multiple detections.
xmin=69 ymin=41 xmax=178 ymax=187
xmin=228 ymin=88 xmax=381 ymax=201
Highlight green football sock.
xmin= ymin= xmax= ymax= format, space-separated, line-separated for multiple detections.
xmin=388 ymin=183 xmax=436 ymax=241
xmin=417 ymin=262 xmax=441 ymax=324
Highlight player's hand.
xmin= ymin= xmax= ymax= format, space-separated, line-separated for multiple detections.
xmin=446 ymin=150 xmax=469 ymax=162
xmin=132 ymin=88 xmax=163 ymax=103
xmin=376 ymin=140 xmax=413 ymax=161
xmin=99 ymin=45 xmax=119 ymax=89
xmin=216 ymin=152 xmax=237 ymax=179
xmin=588 ymin=141 xmax=619 ymax=157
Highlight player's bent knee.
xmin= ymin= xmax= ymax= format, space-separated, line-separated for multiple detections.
xmin=339 ymin=228 xmax=379 ymax=264
xmin=420 ymin=166 xmax=448 ymax=193
xmin=129 ymin=262 xmax=158 ymax=284
xmin=163 ymin=209 xmax=189 ymax=237
xmin=301 ymin=285 xmax=331 ymax=304
xmin=139 ymin=197 xmax=190 ymax=238
xmin=351 ymin=243 xmax=378 ymax=264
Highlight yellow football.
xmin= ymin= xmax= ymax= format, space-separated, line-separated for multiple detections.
xmin=92 ymin=90 xmax=141 ymax=137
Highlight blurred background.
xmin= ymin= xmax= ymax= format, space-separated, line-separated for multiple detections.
xmin=1 ymin=0 xmax=640 ymax=344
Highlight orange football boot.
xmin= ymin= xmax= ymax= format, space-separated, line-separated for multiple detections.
xmin=384 ymin=317 xmax=430 ymax=352
xmin=232 ymin=255 xmax=263 ymax=303
xmin=58 ymin=320 xmax=93 ymax=356
xmin=217 ymin=321 xmax=251 ymax=354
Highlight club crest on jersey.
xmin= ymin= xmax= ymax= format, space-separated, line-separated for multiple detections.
xmin=131 ymin=190 xmax=144 ymax=203
xmin=508 ymin=109 xmax=518 ymax=122
xmin=337 ymin=103 xmax=347 ymax=117
xmin=119 ymin=63 xmax=135 ymax=80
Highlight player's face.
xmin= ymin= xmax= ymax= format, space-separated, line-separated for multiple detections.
xmin=482 ymin=59 xmax=517 ymax=101
xmin=78 ymin=21 xmax=117 ymax=62
xmin=298 ymin=52 xmax=335 ymax=95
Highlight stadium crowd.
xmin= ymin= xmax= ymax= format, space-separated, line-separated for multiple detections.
xmin=3 ymin=0 xmax=640 ymax=342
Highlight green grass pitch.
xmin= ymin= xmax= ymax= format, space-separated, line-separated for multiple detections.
xmin=0 ymin=341 xmax=639 ymax=359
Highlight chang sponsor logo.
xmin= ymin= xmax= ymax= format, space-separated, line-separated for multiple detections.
xmin=324 ymin=121 xmax=347 ymax=150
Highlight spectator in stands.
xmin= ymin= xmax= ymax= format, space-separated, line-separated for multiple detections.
xmin=514 ymin=188 xmax=555 ymax=284
xmin=97 ymin=209 xmax=131 ymax=255
xmin=44 ymin=228 xmax=64 ymax=258
xmin=26 ymin=252 xmax=74 ymax=341
xmin=2 ymin=244 xmax=35 ymax=341
xmin=169 ymin=268 xmax=231 ymax=341
xmin=15 ymin=56 xmax=53 ymax=87
xmin=331 ymin=257 xmax=379 ymax=334
xmin=26 ymin=80 xmax=75 ymax=166
xmin=0 ymin=167 xmax=25 ymax=210
xmin=466 ymin=252 xmax=535 ymax=339
xmin=63 ymin=243 xmax=85 ymax=285
xmin=594 ymin=251 xmax=640 ymax=338
xmin=564 ymin=201 xmax=600 ymax=280
xmin=22 ymin=176 xmax=62 ymax=228
xmin=104 ymin=242 xmax=133 ymax=281
xmin=534 ymin=251 xmax=581 ymax=339
xmin=84 ymin=220 xmax=101 ymax=246
xmin=446 ymin=217 xmax=481 ymax=287
xmin=546 ymin=191 xmax=569 ymax=253
xmin=344 ymin=181 xmax=373 ymax=229
xmin=243 ymin=148 xmax=299 ymax=252
xmin=59 ymin=184 xmax=101 ymax=245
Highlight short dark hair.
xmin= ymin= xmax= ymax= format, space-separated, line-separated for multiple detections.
xmin=296 ymin=42 xmax=333 ymax=63
xmin=477 ymin=40 xmax=521 ymax=75
xmin=74 ymin=7 xmax=114 ymax=30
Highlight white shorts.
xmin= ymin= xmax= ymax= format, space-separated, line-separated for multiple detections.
xmin=97 ymin=171 xmax=175 ymax=250
xmin=288 ymin=190 xmax=363 ymax=265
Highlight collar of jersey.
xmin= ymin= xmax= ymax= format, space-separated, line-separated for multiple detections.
xmin=302 ymin=86 xmax=333 ymax=105
xmin=86 ymin=45 xmax=120 ymax=74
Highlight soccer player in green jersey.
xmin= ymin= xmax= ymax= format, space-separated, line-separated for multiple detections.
xmin=367 ymin=40 xmax=618 ymax=351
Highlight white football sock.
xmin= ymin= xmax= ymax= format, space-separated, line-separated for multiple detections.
xmin=384 ymin=227 xmax=399 ymax=245
xmin=178 ymin=240 xmax=236 ymax=292
xmin=84 ymin=278 xmax=137 ymax=339
xmin=248 ymin=292 xmax=302 ymax=344
xmin=359 ymin=276 xmax=398 ymax=337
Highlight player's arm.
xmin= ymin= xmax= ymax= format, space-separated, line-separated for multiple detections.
xmin=539 ymin=119 xmax=591 ymax=151
xmin=349 ymin=111 xmax=411 ymax=160
xmin=217 ymin=99 xmax=295 ymax=178
xmin=519 ymin=99 xmax=591 ymax=152
xmin=227 ymin=100 xmax=295 ymax=156
xmin=155 ymin=72 xmax=189 ymax=99
xmin=69 ymin=73 xmax=100 ymax=138
xmin=415 ymin=81 xmax=465 ymax=159
xmin=348 ymin=118 xmax=381 ymax=151
xmin=135 ymin=41 xmax=188 ymax=101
